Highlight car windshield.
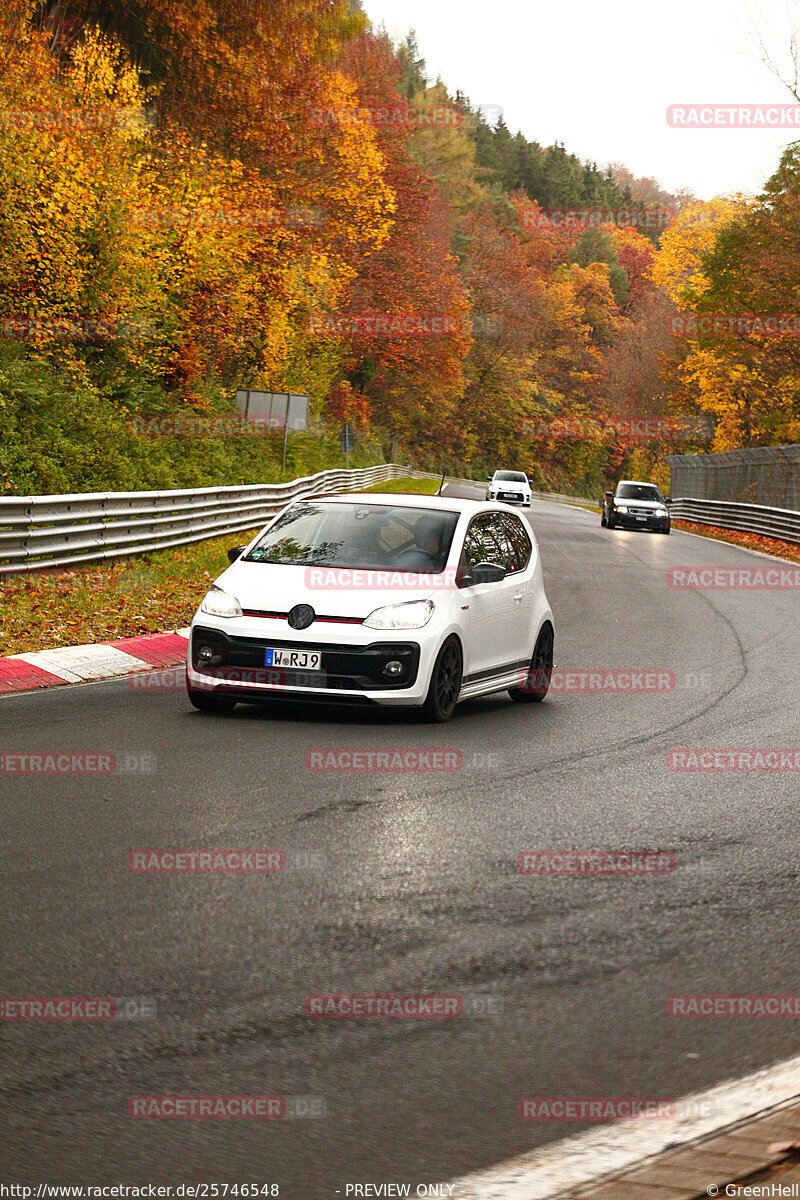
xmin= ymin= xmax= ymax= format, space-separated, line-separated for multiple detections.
xmin=617 ymin=484 xmax=663 ymax=501
xmin=243 ymin=502 xmax=460 ymax=573
xmin=495 ymin=471 xmax=527 ymax=482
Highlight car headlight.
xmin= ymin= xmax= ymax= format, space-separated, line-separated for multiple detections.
xmin=616 ymin=504 xmax=628 ymax=513
xmin=655 ymin=506 xmax=668 ymax=515
xmin=363 ymin=599 xmax=434 ymax=630
xmin=200 ymin=587 xmax=243 ymax=619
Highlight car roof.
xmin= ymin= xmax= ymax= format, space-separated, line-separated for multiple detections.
xmin=617 ymin=479 xmax=660 ymax=487
xmin=298 ymin=491 xmax=510 ymax=516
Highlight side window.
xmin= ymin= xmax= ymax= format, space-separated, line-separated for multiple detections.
xmin=460 ymin=512 xmax=528 ymax=577
xmin=460 ymin=514 xmax=505 ymax=574
xmin=483 ymin=515 xmax=514 ymax=570
xmin=501 ymin=514 xmax=532 ymax=573
xmin=461 ymin=522 xmax=484 ymax=573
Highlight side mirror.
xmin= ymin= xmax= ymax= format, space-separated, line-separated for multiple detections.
xmin=665 ymin=496 xmax=672 ymax=505
xmin=471 ymin=561 xmax=506 ymax=585
xmin=227 ymin=545 xmax=247 ymax=563
xmin=605 ymin=491 xmax=614 ymax=500
xmin=487 ymin=475 xmax=493 ymax=482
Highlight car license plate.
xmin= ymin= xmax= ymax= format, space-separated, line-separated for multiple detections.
xmin=265 ymin=648 xmax=322 ymax=669
xmin=636 ymin=515 xmax=647 ymax=521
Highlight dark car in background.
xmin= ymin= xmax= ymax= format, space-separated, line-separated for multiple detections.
xmin=601 ymin=480 xmax=670 ymax=533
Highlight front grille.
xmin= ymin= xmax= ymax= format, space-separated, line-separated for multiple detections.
xmin=191 ymin=626 xmax=420 ymax=691
xmin=240 ymin=609 xmax=364 ymax=625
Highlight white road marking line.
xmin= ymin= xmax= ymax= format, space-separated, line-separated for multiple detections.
xmin=447 ymin=1052 xmax=800 ymax=1198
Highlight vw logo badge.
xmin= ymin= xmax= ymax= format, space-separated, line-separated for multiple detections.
xmin=288 ymin=604 xmax=315 ymax=630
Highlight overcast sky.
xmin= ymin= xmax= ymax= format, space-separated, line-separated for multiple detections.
xmin=363 ymin=0 xmax=800 ymax=200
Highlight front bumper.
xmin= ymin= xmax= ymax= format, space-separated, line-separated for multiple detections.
xmin=187 ymin=623 xmax=428 ymax=706
xmin=613 ymin=512 xmax=670 ymax=530
xmin=489 ymin=492 xmax=531 ymax=506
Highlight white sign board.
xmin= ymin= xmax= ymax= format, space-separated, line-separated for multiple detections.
xmin=235 ymin=391 xmax=309 ymax=432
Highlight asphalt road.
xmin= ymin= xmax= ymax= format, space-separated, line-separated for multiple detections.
xmin=2 ymin=493 xmax=800 ymax=1196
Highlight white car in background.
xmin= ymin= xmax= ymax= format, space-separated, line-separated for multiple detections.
xmin=486 ymin=470 xmax=532 ymax=507
xmin=187 ymin=494 xmax=554 ymax=723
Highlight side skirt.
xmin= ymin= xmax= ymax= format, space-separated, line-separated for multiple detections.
xmin=459 ymin=665 xmax=528 ymax=700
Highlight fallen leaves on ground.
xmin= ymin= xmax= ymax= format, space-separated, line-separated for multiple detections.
xmin=675 ymin=521 xmax=800 ymax=564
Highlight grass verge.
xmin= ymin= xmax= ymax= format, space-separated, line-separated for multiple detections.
xmin=358 ymin=476 xmax=440 ymax=494
xmin=559 ymin=500 xmax=600 ymax=512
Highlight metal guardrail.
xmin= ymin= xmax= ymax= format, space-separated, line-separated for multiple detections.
xmin=9 ymin=464 xmax=741 ymax=576
xmin=531 ymin=490 xmax=597 ymax=507
xmin=0 ymin=464 xmax=440 ymax=575
xmin=668 ymin=497 xmax=800 ymax=546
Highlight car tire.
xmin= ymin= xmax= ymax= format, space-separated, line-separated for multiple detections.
xmin=601 ymin=512 xmax=607 ymax=527
xmin=661 ymin=526 xmax=671 ymax=535
xmin=187 ymin=689 xmax=237 ymax=714
xmin=607 ymin=514 xmax=616 ymax=529
xmin=509 ymin=622 xmax=554 ymax=704
xmin=421 ymin=636 xmax=463 ymax=723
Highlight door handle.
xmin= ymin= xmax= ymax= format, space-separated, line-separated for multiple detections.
xmin=513 ymin=591 xmax=523 ymax=604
